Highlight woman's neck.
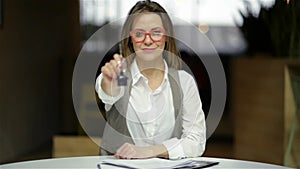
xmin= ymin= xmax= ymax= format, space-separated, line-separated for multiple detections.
xmin=136 ymin=58 xmax=165 ymax=81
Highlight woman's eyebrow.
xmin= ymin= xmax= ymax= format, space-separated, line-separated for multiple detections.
xmin=131 ymin=28 xmax=145 ymax=31
xmin=132 ymin=27 xmax=163 ymax=31
xmin=151 ymin=27 xmax=163 ymax=30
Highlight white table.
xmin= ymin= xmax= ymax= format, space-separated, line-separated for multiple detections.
xmin=1 ymin=156 xmax=293 ymax=169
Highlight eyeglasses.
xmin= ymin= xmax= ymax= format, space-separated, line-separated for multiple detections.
xmin=129 ymin=28 xmax=165 ymax=43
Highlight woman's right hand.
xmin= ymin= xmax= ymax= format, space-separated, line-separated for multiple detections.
xmin=101 ymin=54 xmax=123 ymax=96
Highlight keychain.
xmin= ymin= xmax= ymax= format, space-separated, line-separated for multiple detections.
xmin=117 ymin=44 xmax=128 ymax=86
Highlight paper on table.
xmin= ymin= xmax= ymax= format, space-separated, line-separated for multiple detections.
xmin=98 ymin=158 xmax=219 ymax=169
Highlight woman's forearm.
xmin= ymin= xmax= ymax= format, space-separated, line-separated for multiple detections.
xmin=149 ymin=144 xmax=169 ymax=159
xmin=114 ymin=143 xmax=169 ymax=159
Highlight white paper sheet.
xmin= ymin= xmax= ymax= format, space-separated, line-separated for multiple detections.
xmin=98 ymin=158 xmax=219 ymax=169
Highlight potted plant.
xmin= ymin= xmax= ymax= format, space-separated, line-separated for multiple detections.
xmin=232 ymin=0 xmax=300 ymax=167
xmin=239 ymin=0 xmax=299 ymax=57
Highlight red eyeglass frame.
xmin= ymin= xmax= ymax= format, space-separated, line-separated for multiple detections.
xmin=129 ymin=28 xmax=166 ymax=43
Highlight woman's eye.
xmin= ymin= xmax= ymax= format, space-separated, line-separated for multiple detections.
xmin=135 ymin=31 xmax=144 ymax=37
xmin=152 ymin=31 xmax=163 ymax=36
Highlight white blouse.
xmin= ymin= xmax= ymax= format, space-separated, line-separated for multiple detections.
xmin=95 ymin=59 xmax=206 ymax=159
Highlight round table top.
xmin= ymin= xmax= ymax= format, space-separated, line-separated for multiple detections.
xmin=1 ymin=156 xmax=293 ymax=169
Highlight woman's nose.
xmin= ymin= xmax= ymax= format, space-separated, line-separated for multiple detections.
xmin=144 ymin=34 xmax=153 ymax=44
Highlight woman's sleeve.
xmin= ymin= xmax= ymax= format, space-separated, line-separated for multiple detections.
xmin=163 ymin=71 xmax=206 ymax=159
xmin=95 ymin=74 xmax=125 ymax=111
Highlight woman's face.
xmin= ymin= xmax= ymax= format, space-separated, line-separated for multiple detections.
xmin=130 ymin=12 xmax=166 ymax=63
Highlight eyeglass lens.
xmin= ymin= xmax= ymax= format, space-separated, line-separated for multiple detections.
xmin=131 ymin=29 xmax=164 ymax=42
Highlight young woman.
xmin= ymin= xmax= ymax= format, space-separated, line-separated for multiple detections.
xmin=95 ymin=0 xmax=206 ymax=160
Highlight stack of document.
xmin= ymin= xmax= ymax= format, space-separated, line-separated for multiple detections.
xmin=98 ymin=158 xmax=219 ymax=169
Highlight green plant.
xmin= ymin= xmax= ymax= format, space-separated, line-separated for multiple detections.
xmin=240 ymin=0 xmax=300 ymax=58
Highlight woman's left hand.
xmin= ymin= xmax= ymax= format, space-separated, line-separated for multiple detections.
xmin=114 ymin=143 xmax=154 ymax=159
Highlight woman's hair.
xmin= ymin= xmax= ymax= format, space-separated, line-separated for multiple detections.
xmin=120 ymin=0 xmax=181 ymax=69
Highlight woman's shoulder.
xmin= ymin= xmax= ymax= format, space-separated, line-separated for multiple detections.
xmin=175 ymin=70 xmax=199 ymax=96
xmin=176 ymin=70 xmax=197 ymax=87
xmin=177 ymin=70 xmax=194 ymax=80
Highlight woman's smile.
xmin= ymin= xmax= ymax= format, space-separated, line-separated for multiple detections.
xmin=142 ymin=47 xmax=156 ymax=53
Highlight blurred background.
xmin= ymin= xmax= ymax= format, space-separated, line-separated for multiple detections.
xmin=0 ymin=0 xmax=299 ymax=168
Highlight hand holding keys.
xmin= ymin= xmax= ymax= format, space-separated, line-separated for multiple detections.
xmin=116 ymin=58 xmax=128 ymax=86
